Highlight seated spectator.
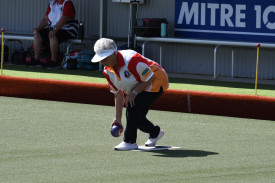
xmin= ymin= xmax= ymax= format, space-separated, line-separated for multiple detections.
xmin=32 ymin=0 xmax=78 ymax=67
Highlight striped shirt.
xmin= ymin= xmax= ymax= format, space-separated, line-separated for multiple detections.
xmin=103 ymin=50 xmax=169 ymax=94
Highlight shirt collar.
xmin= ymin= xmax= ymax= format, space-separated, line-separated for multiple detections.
xmin=116 ymin=51 xmax=125 ymax=72
xmin=106 ymin=51 xmax=125 ymax=74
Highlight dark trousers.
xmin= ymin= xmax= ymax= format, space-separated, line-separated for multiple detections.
xmin=124 ymin=87 xmax=163 ymax=144
xmin=39 ymin=28 xmax=73 ymax=47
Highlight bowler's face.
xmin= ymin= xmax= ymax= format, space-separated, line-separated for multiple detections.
xmin=101 ymin=52 xmax=115 ymax=67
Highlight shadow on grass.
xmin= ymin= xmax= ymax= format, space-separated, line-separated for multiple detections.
xmin=151 ymin=149 xmax=219 ymax=158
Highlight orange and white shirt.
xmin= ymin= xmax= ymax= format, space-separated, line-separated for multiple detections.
xmin=103 ymin=50 xmax=169 ymax=94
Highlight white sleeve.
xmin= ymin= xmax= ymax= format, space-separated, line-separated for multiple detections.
xmin=136 ymin=62 xmax=154 ymax=82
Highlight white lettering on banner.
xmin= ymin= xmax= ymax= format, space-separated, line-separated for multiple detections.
xmin=263 ymin=6 xmax=275 ymax=29
xmin=220 ymin=4 xmax=234 ymax=27
xmin=255 ymin=5 xmax=261 ymax=28
xmin=201 ymin=3 xmax=206 ymax=25
xmin=255 ymin=5 xmax=275 ymax=29
xmin=177 ymin=2 xmax=275 ymax=30
xmin=236 ymin=5 xmax=246 ymax=28
xmin=208 ymin=3 xmax=219 ymax=26
xmin=177 ymin=2 xmax=199 ymax=25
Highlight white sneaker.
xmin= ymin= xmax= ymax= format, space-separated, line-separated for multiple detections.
xmin=114 ymin=141 xmax=138 ymax=151
xmin=145 ymin=130 xmax=164 ymax=147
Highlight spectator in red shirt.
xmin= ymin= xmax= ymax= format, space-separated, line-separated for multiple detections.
xmin=32 ymin=0 xmax=78 ymax=67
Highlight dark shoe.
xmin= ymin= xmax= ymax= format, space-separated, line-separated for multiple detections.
xmin=27 ymin=57 xmax=40 ymax=66
xmin=43 ymin=60 xmax=59 ymax=68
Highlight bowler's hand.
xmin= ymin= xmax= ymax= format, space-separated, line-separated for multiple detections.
xmin=125 ymin=92 xmax=136 ymax=107
xmin=33 ymin=28 xmax=39 ymax=37
xmin=110 ymin=118 xmax=123 ymax=130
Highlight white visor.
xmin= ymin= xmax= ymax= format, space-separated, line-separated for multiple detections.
xmin=91 ymin=49 xmax=115 ymax=63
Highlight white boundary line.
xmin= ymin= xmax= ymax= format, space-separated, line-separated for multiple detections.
xmin=132 ymin=146 xmax=181 ymax=152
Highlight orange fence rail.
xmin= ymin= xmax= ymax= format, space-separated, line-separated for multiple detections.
xmin=1 ymin=75 xmax=275 ymax=121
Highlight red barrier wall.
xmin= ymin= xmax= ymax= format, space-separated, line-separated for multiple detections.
xmin=1 ymin=75 xmax=275 ymax=121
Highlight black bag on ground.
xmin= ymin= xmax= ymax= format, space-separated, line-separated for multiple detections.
xmin=11 ymin=46 xmax=26 ymax=65
xmin=134 ymin=18 xmax=167 ymax=37
xmin=61 ymin=50 xmax=80 ymax=70
xmin=25 ymin=44 xmax=63 ymax=67
xmin=0 ymin=44 xmax=9 ymax=62
xmin=25 ymin=45 xmax=35 ymax=65
xmin=67 ymin=58 xmax=77 ymax=69
xmin=25 ymin=44 xmax=51 ymax=66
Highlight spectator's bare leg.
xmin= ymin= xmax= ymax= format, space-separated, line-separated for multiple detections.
xmin=34 ymin=34 xmax=42 ymax=60
xmin=49 ymin=36 xmax=58 ymax=61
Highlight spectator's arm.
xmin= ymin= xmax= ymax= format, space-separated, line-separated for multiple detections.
xmin=53 ymin=16 xmax=71 ymax=31
xmin=36 ymin=16 xmax=48 ymax=31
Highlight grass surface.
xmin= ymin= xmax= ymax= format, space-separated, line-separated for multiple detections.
xmin=2 ymin=64 xmax=275 ymax=97
xmin=0 ymin=96 xmax=274 ymax=183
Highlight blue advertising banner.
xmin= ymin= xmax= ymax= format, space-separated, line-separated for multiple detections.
xmin=175 ymin=0 xmax=275 ymax=43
